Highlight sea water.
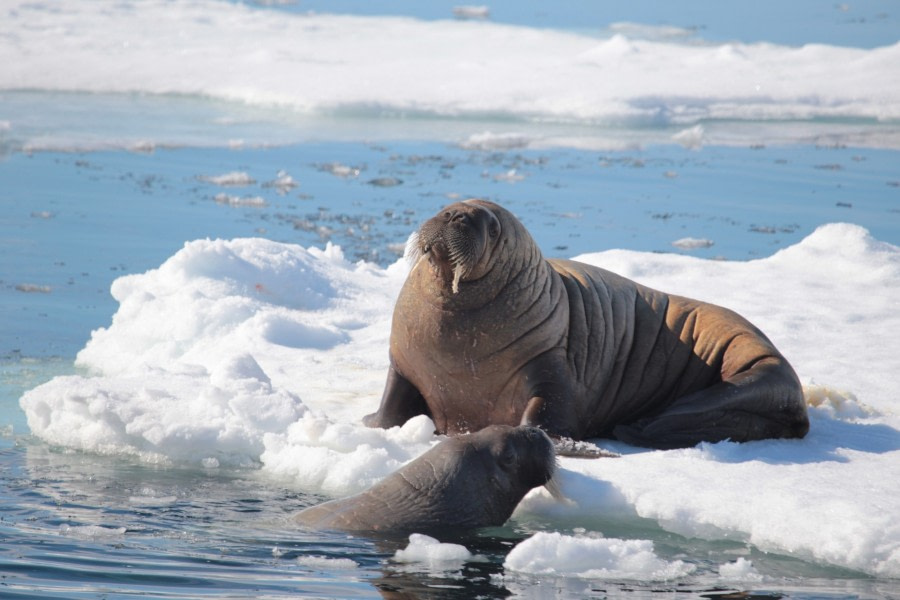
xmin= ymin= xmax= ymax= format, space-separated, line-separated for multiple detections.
xmin=2 ymin=1 xmax=899 ymax=598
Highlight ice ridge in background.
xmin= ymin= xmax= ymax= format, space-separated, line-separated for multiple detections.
xmin=1 ymin=0 xmax=899 ymax=152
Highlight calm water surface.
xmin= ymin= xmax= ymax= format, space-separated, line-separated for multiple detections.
xmin=2 ymin=435 xmax=894 ymax=599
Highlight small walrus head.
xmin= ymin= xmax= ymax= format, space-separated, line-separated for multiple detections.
xmin=407 ymin=199 xmax=502 ymax=293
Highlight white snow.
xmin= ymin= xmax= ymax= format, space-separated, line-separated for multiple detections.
xmin=1 ymin=0 xmax=898 ymax=150
xmin=19 ymin=223 xmax=900 ymax=578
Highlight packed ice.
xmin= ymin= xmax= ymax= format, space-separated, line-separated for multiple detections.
xmin=2 ymin=0 xmax=899 ymax=150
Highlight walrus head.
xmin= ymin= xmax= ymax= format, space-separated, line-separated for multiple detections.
xmin=407 ymin=199 xmax=503 ymax=293
xmin=468 ymin=424 xmax=560 ymax=508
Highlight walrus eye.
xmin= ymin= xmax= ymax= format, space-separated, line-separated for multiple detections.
xmin=499 ymin=446 xmax=517 ymax=471
xmin=489 ymin=224 xmax=500 ymax=238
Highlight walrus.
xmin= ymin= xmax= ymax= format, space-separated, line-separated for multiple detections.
xmin=363 ymin=199 xmax=809 ymax=449
xmin=294 ymin=425 xmax=557 ymax=533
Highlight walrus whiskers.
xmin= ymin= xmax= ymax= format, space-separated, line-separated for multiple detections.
xmin=404 ymin=231 xmax=422 ymax=265
xmin=543 ymin=473 xmax=567 ymax=503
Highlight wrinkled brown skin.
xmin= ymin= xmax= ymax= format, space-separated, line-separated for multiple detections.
xmin=293 ymin=425 xmax=555 ymax=534
xmin=364 ymin=199 xmax=809 ymax=449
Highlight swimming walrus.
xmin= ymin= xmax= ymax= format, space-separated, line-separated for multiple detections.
xmin=364 ymin=199 xmax=809 ymax=449
xmin=294 ymin=425 xmax=557 ymax=533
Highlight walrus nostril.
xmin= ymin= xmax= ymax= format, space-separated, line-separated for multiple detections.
xmin=443 ymin=209 xmax=470 ymax=224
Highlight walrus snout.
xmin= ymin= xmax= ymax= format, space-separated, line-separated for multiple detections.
xmin=413 ymin=201 xmax=498 ymax=293
xmin=498 ymin=425 xmax=557 ymax=487
xmin=514 ymin=425 xmax=565 ymax=501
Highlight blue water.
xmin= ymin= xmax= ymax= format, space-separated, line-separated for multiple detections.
xmin=2 ymin=0 xmax=900 ymax=597
xmin=4 ymin=142 xmax=898 ymax=361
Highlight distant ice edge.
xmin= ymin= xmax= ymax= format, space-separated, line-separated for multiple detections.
xmin=2 ymin=1 xmax=900 ymax=151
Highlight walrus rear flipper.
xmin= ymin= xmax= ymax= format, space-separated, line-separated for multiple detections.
xmin=612 ymin=357 xmax=809 ymax=450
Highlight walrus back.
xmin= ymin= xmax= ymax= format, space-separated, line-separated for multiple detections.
xmin=547 ymin=258 xmax=793 ymax=437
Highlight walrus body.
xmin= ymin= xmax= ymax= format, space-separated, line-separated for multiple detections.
xmin=364 ymin=199 xmax=809 ymax=449
xmin=294 ymin=425 xmax=556 ymax=533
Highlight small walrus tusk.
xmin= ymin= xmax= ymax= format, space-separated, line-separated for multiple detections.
xmin=543 ymin=472 xmax=568 ymax=502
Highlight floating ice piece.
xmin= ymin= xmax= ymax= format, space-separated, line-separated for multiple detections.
xmin=297 ymin=555 xmax=359 ymax=570
xmin=504 ymin=531 xmax=695 ymax=581
xmin=452 ymin=6 xmax=490 ymax=20
xmin=671 ymin=237 xmax=715 ymax=250
xmin=264 ymin=171 xmax=299 ymax=194
xmin=199 ymin=172 xmax=256 ymax=186
xmin=214 ymin=193 xmax=268 ymax=207
xmin=718 ymin=557 xmax=765 ymax=583
xmin=492 ymin=169 xmax=525 ymax=183
xmin=15 ymin=283 xmax=52 ymax=293
xmin=316 ymin=163 xmax=361 ymax=178
xmin=393 ymin=533 xmax=480 ymax=570
xmin=461 ymin=132 xmax=534 ymax=151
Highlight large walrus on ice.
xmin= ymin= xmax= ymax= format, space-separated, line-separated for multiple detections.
xmin=364 ymin=199 xmax=809 ymax=449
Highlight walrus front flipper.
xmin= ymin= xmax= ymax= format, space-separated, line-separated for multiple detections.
xmin=363 ymin=365 xmax=431 ymax=429
xmin=613 ymin=357 xmax=809 ymax=450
